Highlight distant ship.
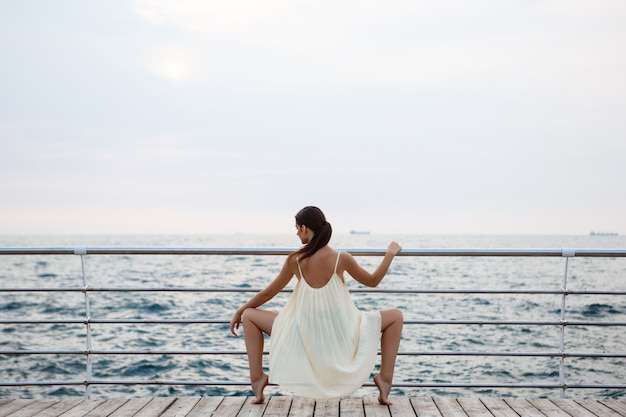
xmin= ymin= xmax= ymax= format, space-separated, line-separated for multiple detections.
xmin=589 ymin=231 xmax=619 ymax=236
xmin=350 ymin=230 xmax=370 ymax=235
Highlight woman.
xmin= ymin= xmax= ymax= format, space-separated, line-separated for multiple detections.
xmin=230 ymin=206 xmax=403 ymax=405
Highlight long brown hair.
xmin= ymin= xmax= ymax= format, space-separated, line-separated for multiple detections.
xmin=290 ymin=206 xmax=332 ymax=261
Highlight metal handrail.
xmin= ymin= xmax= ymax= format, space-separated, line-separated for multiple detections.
xmin=1 ymin=246 xmax=625 ymax=399
xmin=1 ymin=247 xmax=626 ymax=256
xmin=2 ymin=318 xmax=626 ymax=326
xmin=2 ymin=286 xmax=626 ymax=295
xmin=2 ymin=379 xmax=626 ymax=390
xmin=2 ymin=349 xmax=626 ymax=358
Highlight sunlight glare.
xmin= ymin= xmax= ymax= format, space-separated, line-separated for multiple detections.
xmin=163 ymin=61 xmax=185 ymax=80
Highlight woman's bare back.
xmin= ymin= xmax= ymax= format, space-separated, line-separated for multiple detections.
xmin=296 ymin=246 xmax=342 ymax=288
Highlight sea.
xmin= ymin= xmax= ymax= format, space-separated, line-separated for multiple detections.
xmin=0 ymin=234 xmax=625 ymax=400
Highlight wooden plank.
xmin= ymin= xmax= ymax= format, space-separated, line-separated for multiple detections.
xmin=456 ymin=398 xmax=493 ymax=417
xmin=340 ymin=398 xmax=365 ymax=417
xmin=159 ymin=397 xmax=202 ymax=417
xmin=51 ymin=400 xmax=104 ymax=417
xmin=527 ymin=399 xmax=571 ymax=417
xmin=387 ymin=397 xmax=415 ymax=417
xmin=575 ymin=400 xmax=623 ymax=417
xmin=185 ymin=396 xmax=224 ymax=417
xmin=600 ymin=400 xmax=626 ymax=417
xmin=503 ymin=399 xmax=545 ymax=417
xmin=432 ymin=398 xmax=466 ymax=417
xmin=260 ymin=396 xmax=291 ymax=417
xmin=3 ymin=400 xmax=59 ymax=417
xmin=478 ymin=399 xmax=518 ymax=417
xmin=107 ymin=398 xmax=153 ymax=417
xmin=363 ymin=396 xmax=390 ymax=417
xmin=314 ymin=398 xmax=340 ymax=417
xmin=0 ymin=399 xmax=32 ymax=417
xmin=211 ymin=396 xmax=247 ymax=417
xmin=236 ymin=397 xmax=269 ymax=417
xmin=82 ymin=399 xmax=129 ymax=416
xmin=548 ymin=399 xmax=597 ymax=417
xmin=288 ymin=396 xmax=315 ymax=417
xmin=409 ymin=398 xmax=442 ymax=417
xmin=132 ymin=397 xmax=177 ymax=417
xmin=34 ymin=399 xmax=84 ymax=417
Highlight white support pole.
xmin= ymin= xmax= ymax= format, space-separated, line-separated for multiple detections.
xmin=559 ymin=248 xmax=574 ymax=398
xmin=75 ymin=247 xmax=92 ymax=399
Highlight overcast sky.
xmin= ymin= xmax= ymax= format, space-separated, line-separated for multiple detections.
xmin=1 ymin=1 xmax=625 ymax=235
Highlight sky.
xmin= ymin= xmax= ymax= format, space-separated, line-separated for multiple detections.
xmin=1 ymin=0 xmax=625 ymax=236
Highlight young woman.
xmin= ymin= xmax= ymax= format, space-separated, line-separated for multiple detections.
xmin=230 ymin=206 xmax=403 ymax=405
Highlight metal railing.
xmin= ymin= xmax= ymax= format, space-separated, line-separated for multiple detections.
xmin=1 ymin=247 xmax=625 ymax=399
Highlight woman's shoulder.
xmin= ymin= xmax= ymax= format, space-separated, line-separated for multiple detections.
xmin=335 ymin=248 xmax=357 ymax=266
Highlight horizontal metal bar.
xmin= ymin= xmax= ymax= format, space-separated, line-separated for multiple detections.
xmin=1 ymin=379 xmax=625 ymax=390
xmin=2 ymin=287 xmax=626 ymax=299
xmin=0 ymin=380 xmax=86 ymax=387
xmin=1 ymin=247 xmax=626 ymax=257
xmin=0 ymin=319 xmax=225 ymax=325
xmin=2 ymin=349 xmax=626 ymax=358
xmin=405 ymin=320 xmax=626 ymax=326
xmin=405 ymin=351 xmax=626 ymax=358
xmin=2 ymin=287 xmax=626 ymax=298
xmin=379 ymin=383 xmax=626 ymax=389
xmin=80 ymin=380 xmax=593 ymax=390
xmin=2 ymin=287 xmax=626 ymax=296
xmin=0 ymin=287 xmax=284 ymax=293
xmin=2 ymin=319 xmax=626 ymax=326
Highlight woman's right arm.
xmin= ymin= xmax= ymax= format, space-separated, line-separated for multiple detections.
xmin=230 ymin=257 xmax=295 ymax=336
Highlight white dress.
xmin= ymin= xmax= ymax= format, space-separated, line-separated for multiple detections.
xmin=268 ymin=252 xmax=381 ymax=399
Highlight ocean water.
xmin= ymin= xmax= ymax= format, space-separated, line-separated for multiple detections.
xmin=0 ymin=234 xmax=625 ymax=400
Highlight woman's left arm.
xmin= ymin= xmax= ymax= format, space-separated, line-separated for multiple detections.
xmin=343 ymin=241 xmax=402 ymax=288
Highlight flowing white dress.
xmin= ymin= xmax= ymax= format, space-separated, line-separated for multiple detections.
xmin=268 ymin=252 xmax=381 ymax=399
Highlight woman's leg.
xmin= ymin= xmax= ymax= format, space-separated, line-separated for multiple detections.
xmin=241 ymin=308 xmax=277 ymax=403
xmin=375 ymin=308 xmax=403 ymax=405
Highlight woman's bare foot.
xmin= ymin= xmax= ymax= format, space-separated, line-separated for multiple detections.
xmin=374 ymin=374 xmax=392 ymax=405
xmin=251 ymin=373 xmax=269 ymax=404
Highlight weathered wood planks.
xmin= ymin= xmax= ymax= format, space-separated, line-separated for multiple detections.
xmin=0 ymin=397 xmax=624 ymax=417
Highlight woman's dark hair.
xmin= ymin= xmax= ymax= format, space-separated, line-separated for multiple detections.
xmin=290 ymin=206 xmax=332 ymax=261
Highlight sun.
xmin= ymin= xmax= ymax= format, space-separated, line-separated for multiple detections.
xmin=161 ymin=60 xmax=186 ymax=80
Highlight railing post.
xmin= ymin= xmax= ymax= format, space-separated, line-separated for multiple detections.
xmin=560 ymin=249 xmax=574 ymax=398
xmin=75 ymin=247 xmax=92 ymax=399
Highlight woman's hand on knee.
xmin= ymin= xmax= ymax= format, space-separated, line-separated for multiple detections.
xmin=230 ymin=308 xmax=244 ymax=336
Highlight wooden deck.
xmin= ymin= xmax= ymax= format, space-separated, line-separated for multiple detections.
xmin=1 ymin=396 xmax=625 ymax=417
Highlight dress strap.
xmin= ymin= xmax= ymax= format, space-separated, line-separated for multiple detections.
xmin=334 ymin=251 xmax=341 ymax=274
xmin=296 ymin=255 xmax=305 ymax=278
